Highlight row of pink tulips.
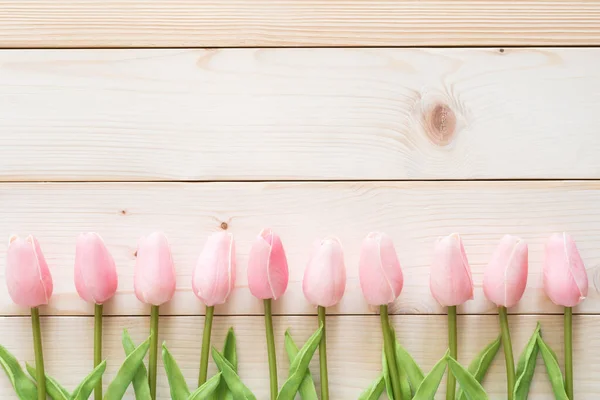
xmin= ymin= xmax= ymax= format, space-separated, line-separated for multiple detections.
xmin=4 ymin=230 xmax=588 ymax=400
xmin=6 ymin=231 xmax=586 ymax=311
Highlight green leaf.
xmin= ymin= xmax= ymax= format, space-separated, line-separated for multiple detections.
xmin=277 ymin=325 xmax=323 ymax=400
xmin=122 ymin=329 xmax=152 ymax=400
xmin=382 ymin=346 xmax=411 ymax=399
xmin=223 ymin=328 xmax=237 ymax=371
xmin=514 ymin=324 xmax=540 ymax=400
xmin=162 ymin=343 xmax=191 ymax=400
xmin=412 ymin=351 xmax=449 ymax=400
xmin=283 ymin=330 xmax=318 ymax=400
xmin=0 ymin=344 xmax=38 ymax=400
xmin=395 ymin=341 xmax=425 ymax=394
xmin=457 ymin=335 xmax=501 ymax=400
xmin=358 ymin=375 xmax=385 ymax=400
xmin=188 ymin=373 xmax=222 ymax=400
xmin=447 ymin=356 xmax=489 ymax=400
xmin=217 ymin=328 xmax=238 ymax=400
xmin=70 ymin=360 xmax=107 ymax=400
xmin=212 ymin=347 xmax=256 ymax=400
xmin=537 ymin=334 xmax=568 ymax=400
xmin=381 ymin=348 xmax=393 ymax=400
xmin=26 ymin=363 xmax=70 ymax=400
xmin=105 ymin=334 xmax=151 ymax=400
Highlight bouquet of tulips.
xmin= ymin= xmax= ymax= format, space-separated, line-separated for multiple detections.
xmin=0 ymin=229 xmax=588 ymax=400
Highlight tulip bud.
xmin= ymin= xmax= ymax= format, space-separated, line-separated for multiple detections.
xmin=359 ymin=232 xmax=404 ymax=305
xmin=302 ymin=237 xmax=346 ymax=308
xmin=134 ymin=232 xmax=176 ymax=306
xmin=247 ymin=229 xmax=289 ymax=300
xmin=483 ymin=235 xmax=528 ymax=308
xmin=430 ymin=233 xmax=474 ymax=307
xmin=193 ymin=232 xmax=236 ymax=307
xmin=543 ymin=233 xmax=588 ymax=307
xmin=6 ymin=235 xmax=53 ymax=308
xmin=74 ymin=232 xmax=118 ymax=304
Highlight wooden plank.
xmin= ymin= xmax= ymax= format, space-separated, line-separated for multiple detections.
xmin=0 ymin=315 xmax=596 ymax=399
xmin=1 ymin=48 xmax=600 ymax=181
xmin=1 ymin=181 xmax=600 ymax=316
xmin=0 ymin=1 xmax=599 ymax=47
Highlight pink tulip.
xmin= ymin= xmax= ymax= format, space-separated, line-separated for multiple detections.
xmin=302 ymin=237 xmax=346 ymax=308
xmin=74 ymin=232 xmax=118 ymax=304
xmin=134 ymin=232 xmax=176 ymax=306
xmin=483 ymin=235 xmax=528 ymax=308
xmin=5 ymin=235 xmax=53 ymax=308
xmin=543 ymin=233 xmax=588 ymax=307
xmin=430 ymin=233 xmax=474 ymax=307
xmin=247 ymin=229 xmax=289 ymax=300
xmin=193 ymin=232 xmax=236 ymax=307
xmin=359 ymin=232 xmax=404 ymax=305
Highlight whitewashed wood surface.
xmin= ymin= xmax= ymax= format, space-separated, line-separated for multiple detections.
xmin=1 ymin=1 xmax=600 ymax=399
xmin=1 ymin=48 xmax=599 ymax=181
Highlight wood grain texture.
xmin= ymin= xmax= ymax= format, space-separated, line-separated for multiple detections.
xmin=1 ymin=48 xmax=600 ymax=181
xmin=0 ymin=1 xmax=599 ymax=47
xmin=0 ymin=315 xmax=596 ymax=399
xmin=1 ymin=181 xmax=600 ymax=316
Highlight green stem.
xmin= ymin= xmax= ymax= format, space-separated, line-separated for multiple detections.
xmin=31 ymin=307 xmax=46 ymax=400
xmin=264 ymin=299 xmax=278 ymax=400
xmin=94 ymin=304 xmax=103 ymax=400
xmin=499 ymin=306 xmax=515 ymax=400
xmin=318 ymin=306 xmax=329 ymax=400
xmin=447 ymin=306 xmax=457 ymax=400
xmin=380 ymin=305 xmax=402 ymax=400
xmin=149 ymin=305 xmax=159 ymax=400
xmin=565 ymin=307 xmax=573 ymax=400
xmin=198 ymin=306 xmax=214 ymax=386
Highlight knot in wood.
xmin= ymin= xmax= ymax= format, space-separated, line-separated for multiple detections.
xmin=425 ymin=103 xmax=456 ymax=146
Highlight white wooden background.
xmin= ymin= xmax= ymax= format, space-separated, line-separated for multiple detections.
xmin=1 ymin=2 xmax=600 ymax=399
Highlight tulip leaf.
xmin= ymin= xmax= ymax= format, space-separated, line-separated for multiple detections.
xmin=0 ymin=344 xmax=38 ymax=400
xmin=514 ymin=324 xmax=540 ymax=400
xmin=394 ymin=340 xmax=425 ymax=394
xmin=381 ymin=348 xmax=393 ymax=400
xmin=122 ymin=329 xmax=152 ymax=400
xmin=537 ymin=334 xmax=569 ymax=400
xmin=217 ymin=327 xmax=238 ymax=400
xmin=412 ymin=351 xmax=449 ymax=400
xmin=105 ymin=334 xmax=151 ymax=400
xmin=26 ymin=363 xmax=70 ymax=400
xmin=70 ymin=360 xmax=107 ymax=400
xmin=223 ymin=327 xmax=237 ymax=371
xmin=284 ymin=330 xmax=318 ymax=400
xmin=162 ymin=343 xmax=191 ymax=400
xmin=382 ymin=347 xmax=411 ymax=400
xmin=212 ymin=347 xmax=256 ymax=400
xmin=447 ymin=356 xmax=489 ymax=400
xmin=358 ymin=374 xmax=385 ymax=400
xmin=457 ymin=335 xmax=501 ymax=400
xmin=277 ymin=325 xmax=323 ymax=400
xmin=187 ymin=373 xmax=221 ymax=400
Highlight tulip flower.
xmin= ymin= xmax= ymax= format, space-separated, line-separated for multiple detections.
xmin=302 ymin=236 xmax=346 ymax=400
xmin=134 ymin=232 xmax=176 ymax=400
xmin=430 ymin=233 xmax=474 ymax=400
xmin=543 ymin=233 xmax=588 ymax=399
xmin=248 ymin=229 xmax=289 ymax=400
xmin=359 ymin=232 xmax=404 ymax=399
xmin=193 ymin=231 xmax=236 ymax=386
xmin=74 ymin=232 xmax=118 ymax=400
xmin=483 ymin=235 xmax=528 ymax=400
xmin=6 ymin=235 xmax=53 ymax=400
